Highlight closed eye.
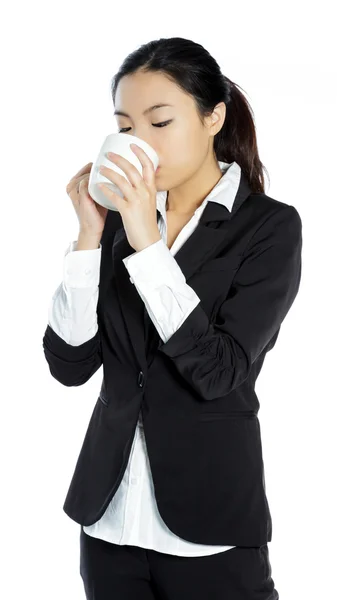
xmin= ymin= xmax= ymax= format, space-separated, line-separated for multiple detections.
xmin=118 ymin=120 xmax=172 ymax=133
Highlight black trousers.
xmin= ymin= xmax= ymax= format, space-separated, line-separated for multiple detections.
xmin=79 ymin=527 xmax=279 ymax=599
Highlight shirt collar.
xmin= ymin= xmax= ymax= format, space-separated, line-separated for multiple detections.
xmin=155 ymin=160 xmax=241 ymax=221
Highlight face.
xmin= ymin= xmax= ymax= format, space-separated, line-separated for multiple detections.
xmin=113 ymin=70 xmax=226 ymax=193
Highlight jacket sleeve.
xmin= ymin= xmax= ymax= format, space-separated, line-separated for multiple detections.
xmin=157 ymin=205 xmax=302 ymax=401
xmin=42 ymin=240 xmax=103 ymax=387
xmin=42 ymin=323 xmax=102 ymax=387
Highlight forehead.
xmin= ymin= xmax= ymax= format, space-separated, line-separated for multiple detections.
xmin=114 ymin=71 xmax=193 ymax=116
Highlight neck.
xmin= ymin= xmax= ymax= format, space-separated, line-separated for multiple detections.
xmin=166 ymin=157 xmax=223 ymax=215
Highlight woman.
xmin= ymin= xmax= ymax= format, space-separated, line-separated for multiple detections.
xmin=43 ymin=37 xmax=302 ymax=599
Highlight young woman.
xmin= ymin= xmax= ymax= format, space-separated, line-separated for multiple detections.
xmin=43 ymin=36 xmax=302 ymax=599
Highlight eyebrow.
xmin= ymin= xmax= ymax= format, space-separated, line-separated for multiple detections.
xmin=114 ymin=103 xmax=174 ymax=118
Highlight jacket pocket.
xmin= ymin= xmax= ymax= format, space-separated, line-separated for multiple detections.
xmin=196 ymin=256 xmax=240 ymax=273
xmin=197 ymin=410 xmax=257 ymax=421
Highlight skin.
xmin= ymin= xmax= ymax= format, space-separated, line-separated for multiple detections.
xmin=114 ymin=69 xmax=227 ymax=217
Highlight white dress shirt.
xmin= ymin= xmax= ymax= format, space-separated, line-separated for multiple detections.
xmin=48 ymin=160 xmax=241 ymax=556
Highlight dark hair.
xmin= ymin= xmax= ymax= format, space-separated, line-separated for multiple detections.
xmin=111 ymin=37 xmax=269 ymax=194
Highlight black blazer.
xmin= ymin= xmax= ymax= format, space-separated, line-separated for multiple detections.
xmin=42 ymin=170 xmax=302 ymax=547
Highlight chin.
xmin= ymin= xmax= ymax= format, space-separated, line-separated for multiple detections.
xmin=155 ymin=183 xmax=168 ymax=192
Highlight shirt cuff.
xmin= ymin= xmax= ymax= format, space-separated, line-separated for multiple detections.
xmin=122 ymin=238 xmax=200 ymax=343
xmin=122 ymin=238 xmax=186 ymax=288
xmin=63 ymin=240 xmax=102 ymax=288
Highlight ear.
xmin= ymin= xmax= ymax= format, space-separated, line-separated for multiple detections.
xmin=207 ymin=102 xmax=226 ymax=136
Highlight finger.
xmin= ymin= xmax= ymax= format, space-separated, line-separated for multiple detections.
xmin=100 ymin=166 xmax=134 ymax=198
xmin=67 ymin=174 xmax=87 ymax=195
xmin=106 ymin=152 xmax=142 ymax=188
xmin=70 ymin=162 xmax=93 ymax=182
xmin=130 ymin=144 xmax=156 ymax=188
xmin=78 ymin=177 xmax=90 ymax=192
xmin=98 ymin=183 xmax=123 ymax=210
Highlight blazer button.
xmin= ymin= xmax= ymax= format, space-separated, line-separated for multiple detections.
xmin=138 ymin=371 xmax=144 ymax=387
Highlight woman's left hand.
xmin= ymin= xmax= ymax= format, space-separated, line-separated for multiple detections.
xmin=98 ymin=143 xmax=161 ymax=252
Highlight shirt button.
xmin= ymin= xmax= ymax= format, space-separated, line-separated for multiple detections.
xmin=84 ymin=269 xmax=91 ymax=275
xmin=131 ymin=477 xmax=138 ymax=485
xmin=138 ymin=371 xmax=144 ymax=387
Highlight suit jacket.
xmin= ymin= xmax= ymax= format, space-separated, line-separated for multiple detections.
xmin=42 ymin=169 xmax=302 ymax=547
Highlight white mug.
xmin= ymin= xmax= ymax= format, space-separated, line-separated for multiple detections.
xmin=88 ymin=133 xmax=159 ymax=211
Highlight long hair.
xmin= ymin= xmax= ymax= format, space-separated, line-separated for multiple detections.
xmin=110 ymin=37 xmax=269 ymax=194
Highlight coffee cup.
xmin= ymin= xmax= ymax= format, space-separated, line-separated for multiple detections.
xmin=88 ymin=133 xmax=159 ymax=211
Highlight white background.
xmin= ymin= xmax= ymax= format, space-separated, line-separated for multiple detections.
xmin=1 ymin=0 xmax=336 ymax=598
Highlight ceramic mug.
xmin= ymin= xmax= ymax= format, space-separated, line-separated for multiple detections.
xmin=88 ymin=133 xmax=159 ymax=211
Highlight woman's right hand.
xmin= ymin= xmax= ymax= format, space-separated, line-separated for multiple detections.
xmin=66 ymin=162 xmax=108 ymax=237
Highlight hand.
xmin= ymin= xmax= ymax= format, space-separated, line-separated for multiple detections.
xmin=97 ymin=144 xmax=161 ymax=252
xmin=66 ymin=162 xmax=108 ymax=238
